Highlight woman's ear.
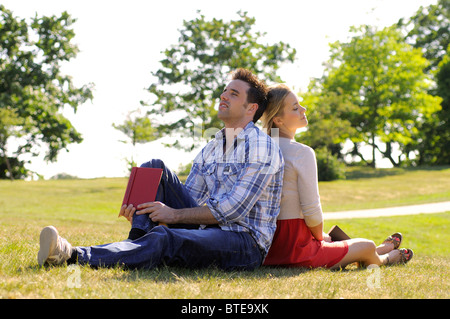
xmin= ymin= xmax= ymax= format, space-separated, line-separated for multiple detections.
xmin=273 ymin=116 xmax=283 ymax=127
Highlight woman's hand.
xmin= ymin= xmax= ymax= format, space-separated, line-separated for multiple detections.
xmin=322 ymin=232 xmax=332 ymax=243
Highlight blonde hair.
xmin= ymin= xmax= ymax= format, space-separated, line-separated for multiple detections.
xmin=261 ymin=84 xmax=292 ymax=136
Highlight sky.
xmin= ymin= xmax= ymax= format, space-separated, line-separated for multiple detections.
xmin=2 ymin=0 xmax=437 ymax=179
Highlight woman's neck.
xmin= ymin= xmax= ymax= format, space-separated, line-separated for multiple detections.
xmin=278 ymin=129 xmax=295 ymax=140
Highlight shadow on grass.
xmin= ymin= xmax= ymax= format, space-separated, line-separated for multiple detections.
xmin=344 ymin=165 xmax=450 ymax=180
xmin=110 ymin=263 xmax=366 ymax=284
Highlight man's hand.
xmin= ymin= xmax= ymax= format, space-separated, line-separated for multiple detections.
xmin=118 ymin=204 xmax=136 ymax=224
xmin=136 ymin=201 xmax=178 ymax=224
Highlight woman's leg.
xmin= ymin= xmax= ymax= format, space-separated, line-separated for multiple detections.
xmin=330 ymin=238 xmax=388 ymax=269
xmin=376 ymin=242 xmax=395 ymax=255
xmin=330 ymin=238 xmax=406 ymax=269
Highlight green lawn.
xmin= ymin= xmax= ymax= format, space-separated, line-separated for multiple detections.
xmin=319 ymin=166 xmax=450 ymax=212
xmin=0 ymin=166 xmax=449 ymax=299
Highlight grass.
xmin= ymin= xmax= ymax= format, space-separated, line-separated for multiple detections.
xmin=1 ymin=213 xmax=448 ymax=299
xmin=319 ymin=165 xmax=450 ymax=212
xmin=0 ymin=166 xmax=449 ymax=299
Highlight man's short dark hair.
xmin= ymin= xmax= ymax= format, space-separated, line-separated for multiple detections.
xmin=231 ymin=68 xmax=268 ymax=123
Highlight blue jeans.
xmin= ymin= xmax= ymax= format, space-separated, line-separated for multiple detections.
xmin=74 ymin=159 xmax=263 ymax=271
xmin=130 ymin=159 xmax=200 ymax=233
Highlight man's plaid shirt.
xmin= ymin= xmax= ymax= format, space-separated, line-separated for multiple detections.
xmin=185 ymin=121 xmax=284 ymax=256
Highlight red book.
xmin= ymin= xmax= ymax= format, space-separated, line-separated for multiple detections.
xmin=122 ymin=167 xmax=163 ymax=208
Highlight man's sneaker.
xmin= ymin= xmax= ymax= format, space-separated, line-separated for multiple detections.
xmin=38 ymin=226 xmax=73 ymax=266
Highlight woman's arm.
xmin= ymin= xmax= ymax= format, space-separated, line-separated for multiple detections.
xmin=296 ymin=146 xmax=324 ymax=230
xmin=307 ymin=223 xmax=333 ymax=242
xmin=309 ymin=223 xmax=324 ymax=241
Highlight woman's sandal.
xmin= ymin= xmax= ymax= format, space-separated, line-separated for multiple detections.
xmin=386 ymin=248 xmax=414 ymax=265
xmin=399 ymin=248 xmax=414 ymax=264
xmin=382 ymin=232 xmax=403 ymax=250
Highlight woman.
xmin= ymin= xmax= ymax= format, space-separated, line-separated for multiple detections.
xmin=261 ymin=84 xmax=413 ymax=269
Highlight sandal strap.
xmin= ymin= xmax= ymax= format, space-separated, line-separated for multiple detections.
xmin=383 ymin=232 xmax=402 ymax=249
xmin=399 ymin=248 xmax=414 ymax=263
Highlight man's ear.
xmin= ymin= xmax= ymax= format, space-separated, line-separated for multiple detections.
xmin=247 ymin=103 xmax=258 ymax=116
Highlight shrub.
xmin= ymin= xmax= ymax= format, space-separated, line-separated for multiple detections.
xmin=315 ymin=147 xmax=346 ymax=181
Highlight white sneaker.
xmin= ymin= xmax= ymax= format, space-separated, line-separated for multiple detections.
xmin=38 ymin=226 xmax=73 ymax=266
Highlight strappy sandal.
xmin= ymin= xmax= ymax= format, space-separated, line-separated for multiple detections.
xmin=382 ymin=232 xmax=403 ymax=249
xmin=386 ymin=248 xmax=414 ymax=265
xmin=398 ymin=248 xmax=414 ymax=264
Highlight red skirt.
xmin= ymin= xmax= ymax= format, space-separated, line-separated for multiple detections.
xmin=264 ymin=218 xmax=348 ymax=268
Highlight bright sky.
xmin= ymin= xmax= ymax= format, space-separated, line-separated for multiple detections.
xmin=2 ymin=0 xmax=437 ymax=179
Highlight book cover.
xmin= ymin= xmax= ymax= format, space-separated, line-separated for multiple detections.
xmin=328 ymin=225 xmax=351 ymax=241
xmin=122 ymin=167 xmax=163 ymax=208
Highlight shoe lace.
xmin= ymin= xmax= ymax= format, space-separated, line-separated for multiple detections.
xmin=48 ymin=236 xmax=72 ymax=263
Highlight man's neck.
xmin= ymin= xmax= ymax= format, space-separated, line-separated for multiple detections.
xmin=222 ymin=120 xmax=252 ymax=152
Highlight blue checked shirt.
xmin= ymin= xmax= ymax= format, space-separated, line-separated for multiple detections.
xmin=185 ymin=121 xmax=284 ymax=256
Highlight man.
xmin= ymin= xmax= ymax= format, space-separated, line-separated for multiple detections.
xmin=37 ymin=68 xmax=284 ymax=271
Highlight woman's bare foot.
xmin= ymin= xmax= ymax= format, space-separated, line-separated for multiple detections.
xmin=385 ymin=249 xmax=401 ymax=265
xmin=385 ymin=248 xmax=414 ymax=265
xmin=378 ymin=233 xmax=403 ymax=255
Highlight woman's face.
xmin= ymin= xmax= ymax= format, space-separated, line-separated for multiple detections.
xmin=277 ymin=92 xmax=308 ymax=133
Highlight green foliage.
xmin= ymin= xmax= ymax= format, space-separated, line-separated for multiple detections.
xmin=0 ymin=108 xmax=23 ymax=179
xmin=0 ymin=5 xmax=93 ymax=178
xmin=315 ymin=147 xmax=346 ymax=181
xmin=398 ymin=0 xmax=450 ymax=165
xmin=414 ymin=47 xmax=450 ymax=165
xmin=0 ymin=156 xmax=28 ymax=179
xmin=299 ymin=88 xmax=357 ymax=156
xmin=113 ymin=110 xmax=158 ymax=146
xmin=113 ymin=109 xmax=158 ymax=172
xmin=146 ymin=11 xmax=296 ymax=150
xmin=318 ymin=25 xmax=442 ymax=167
xmin=398 ymin=0 xmax=450 ymax=72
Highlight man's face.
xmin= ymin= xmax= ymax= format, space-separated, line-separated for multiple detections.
xmin=218 ymin=79 xmax=251 ymax=124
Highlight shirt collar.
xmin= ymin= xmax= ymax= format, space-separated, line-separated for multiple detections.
xmin=214 ymin=121 xmax=255 ymax=140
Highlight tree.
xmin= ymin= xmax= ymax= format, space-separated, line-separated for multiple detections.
xmin=416 ymin=45 xmax=450 ymax=165
xmin=398 ymin=0 xmax=450 ymax=165
xmin=299 ymin=85 xmax=358 ymax=158
xmin=398 ymin=0 xmax=450 ymax=73
xmin=145 ymin=11 xmax=296 ymax=150
xmin=0 ymin=108 xmax=22 ymax=179
xmin=319 ymin=25 xmax=442 ymax=167
xmin=0 ymin=5 xmax=93 ymax=178
xmin=113 ymin=109 xmax=158 ymax=171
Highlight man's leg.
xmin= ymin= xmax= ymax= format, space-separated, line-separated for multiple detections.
xmin=74 ymin=227 xmax=263 ymax=271
xmin=128 ymin=159 xmax=199 ymax=240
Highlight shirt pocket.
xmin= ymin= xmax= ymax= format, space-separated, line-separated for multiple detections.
xmin=202 ymin=163 xmax=216 ymax=176
xmin=201 ymin=163 xmax=217 ymax=191
xmin=221 ymin=163 xmax=243 ymax=192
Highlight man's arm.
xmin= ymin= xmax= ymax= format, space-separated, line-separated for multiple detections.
xmin=135 ymin=201 xmax=219 ymax=225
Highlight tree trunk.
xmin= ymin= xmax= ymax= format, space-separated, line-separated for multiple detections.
xmin=3 ymin=154 xmax=14 ymax=181
xmin=371 ymin=133 xmax=376 ymax=168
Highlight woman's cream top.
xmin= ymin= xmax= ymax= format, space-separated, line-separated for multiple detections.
xmin=276 ymin=137 xmax=323 ymax=227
